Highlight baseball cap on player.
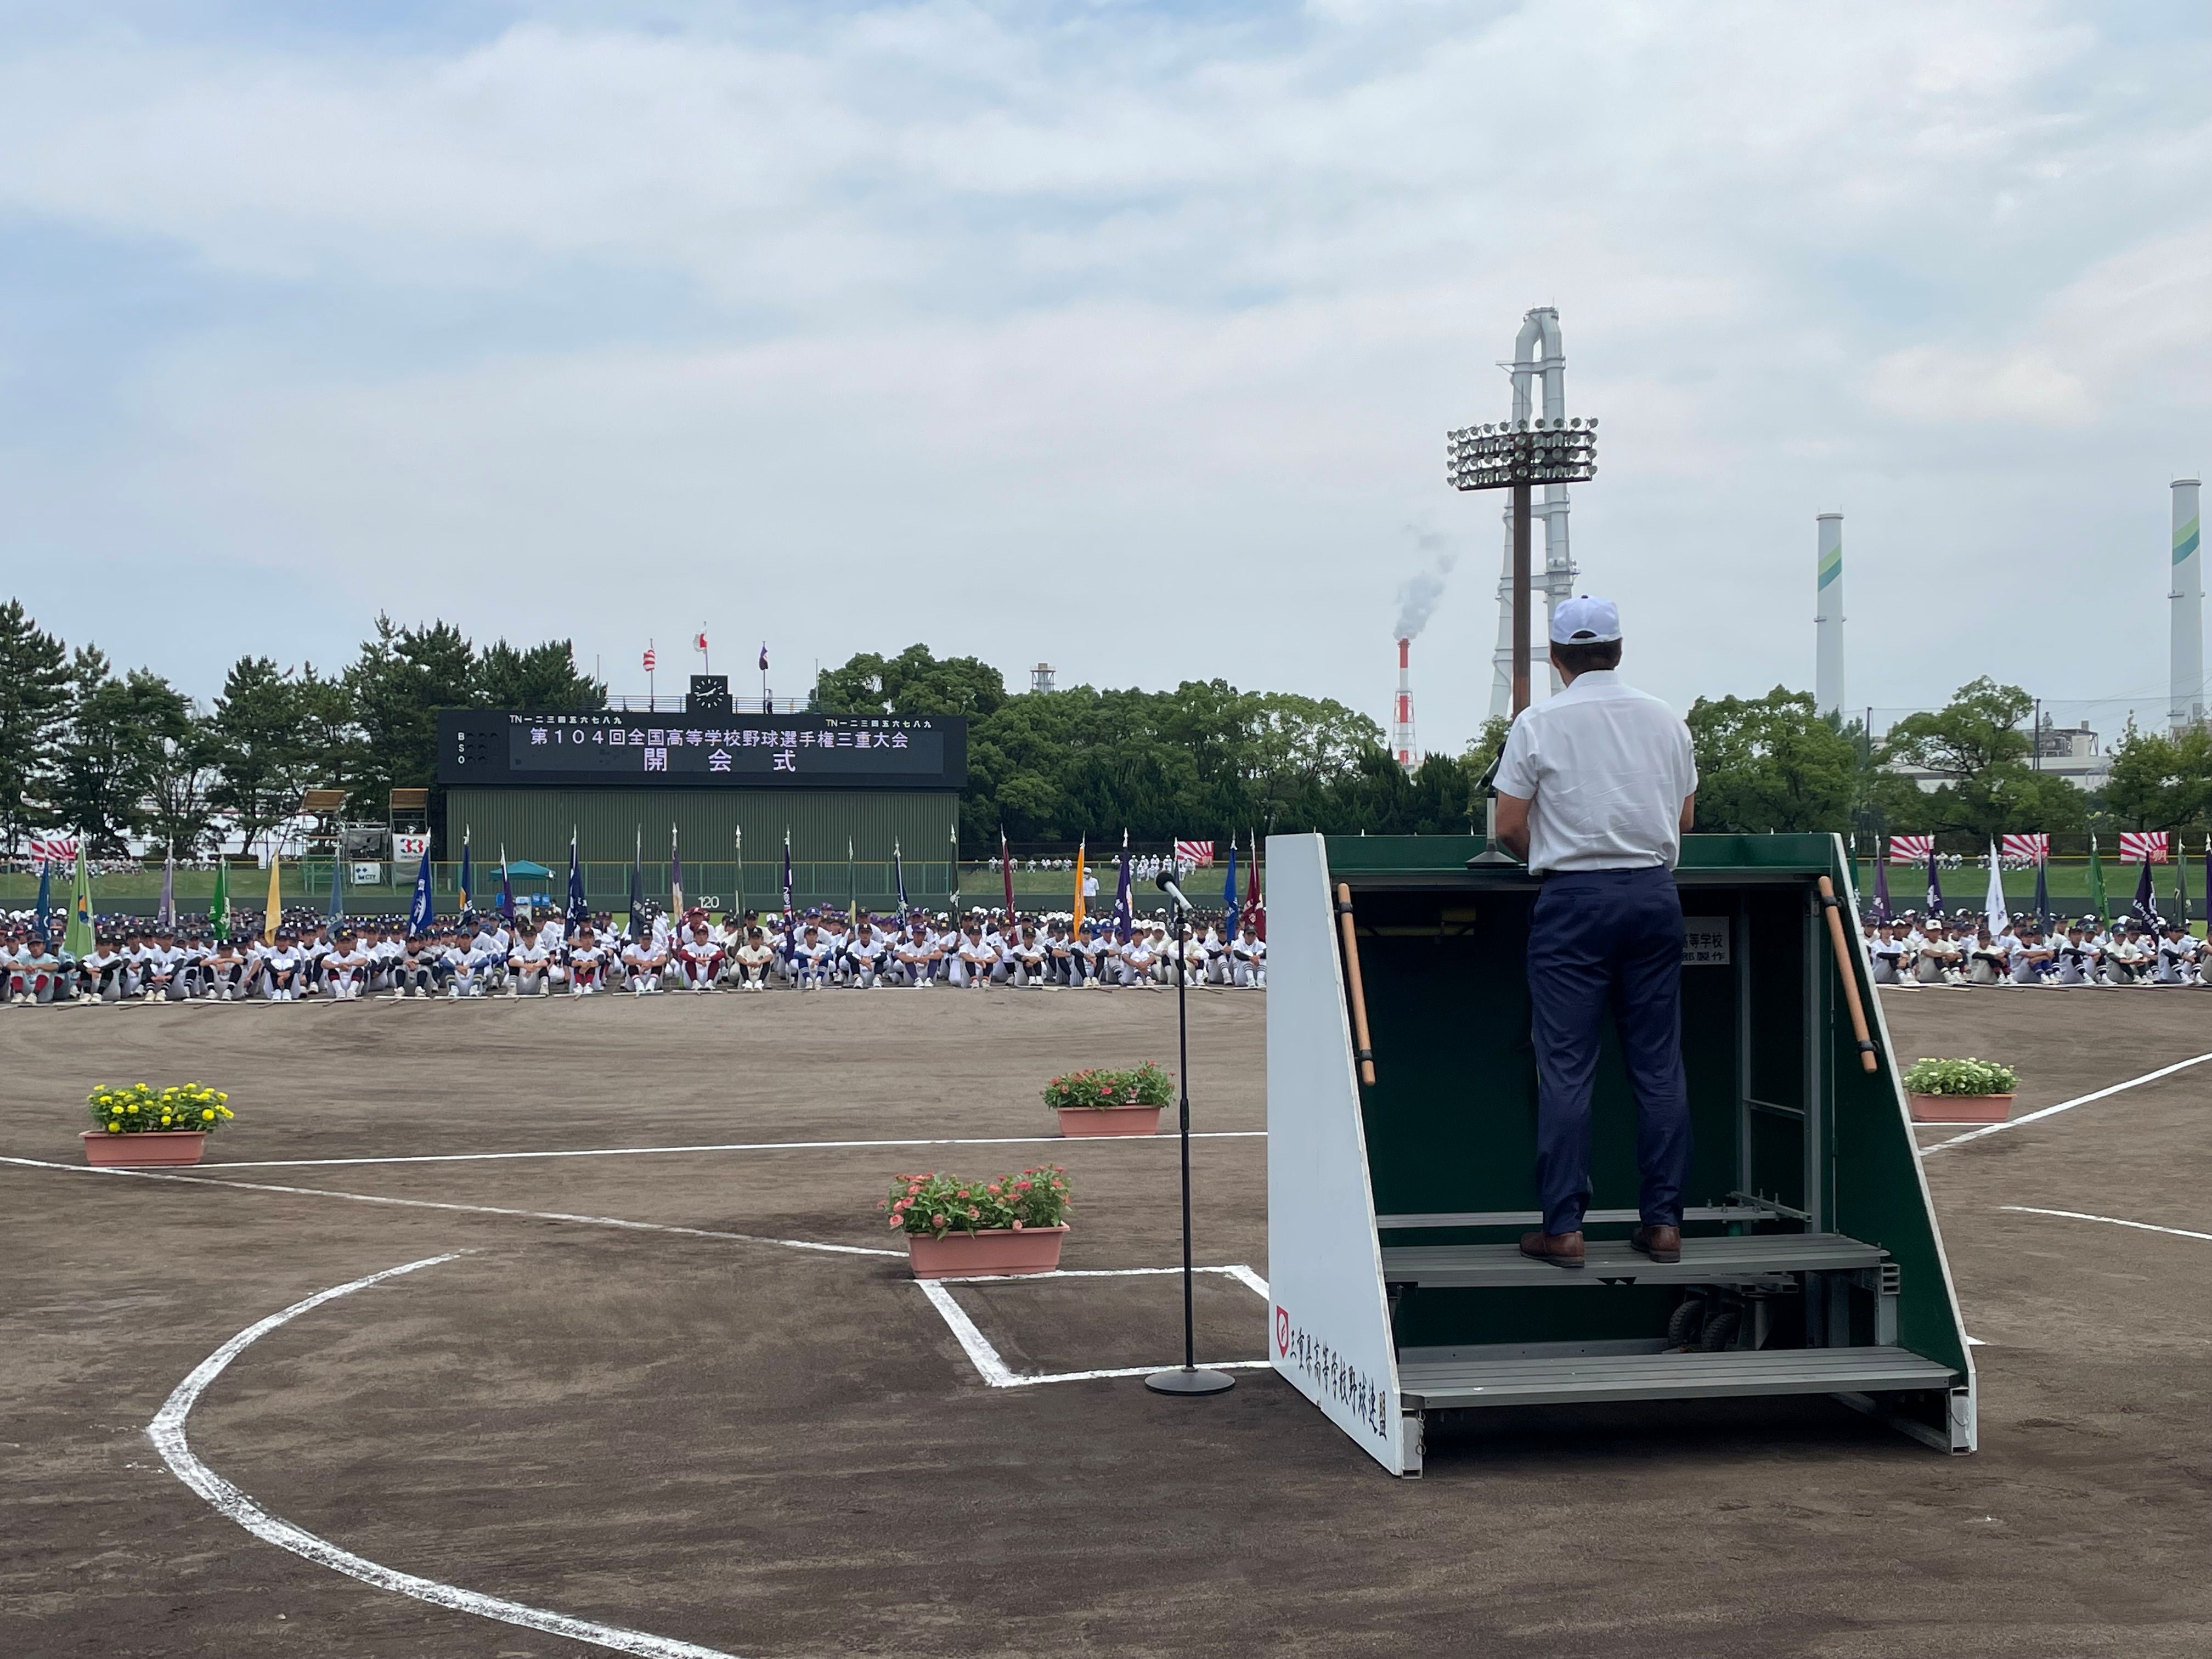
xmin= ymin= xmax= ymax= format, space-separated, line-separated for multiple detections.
xmin=1550 ymin=594 xmax=1622 ymax=645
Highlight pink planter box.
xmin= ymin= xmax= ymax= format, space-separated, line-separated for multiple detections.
xmin=1056 ymin=1104 xmax=1164 ymax=1137
xmin=905 ymin=1224 xmax=1068 ymax=1279
xmin=1908 ymin=1092 xmax=2013 ymax=1125
xmin=81 ymin=1129 xmax=207 ymax=1167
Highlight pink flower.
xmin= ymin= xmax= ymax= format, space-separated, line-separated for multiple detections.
xmin=968 ymin=1207 xmax=980 ymax=1219
xmin=1015 ymin=1181 xmax=1032 ymax=1192
xmin=888 ymin=1217 xmax=902 ymax=1228
xmin=1012 ymin=1220 xmax=1025 ymax=1231
xmin=932 ymin=1214 xmax=947 ymax=1227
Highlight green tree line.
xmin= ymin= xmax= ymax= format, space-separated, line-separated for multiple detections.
xmin=0 ymin=602 xmax=600 ymax=855
xmin=4 ymin=604 xmax=2202 ymax=858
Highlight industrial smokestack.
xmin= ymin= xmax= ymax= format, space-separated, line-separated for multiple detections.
xmin=1392 ymin=637 xmax=1417 ymax=771
xmin=1815 ymin=513 xmax=1844 ymax=718
xmin=2172 ymin=478 xmax=2203 ymax=732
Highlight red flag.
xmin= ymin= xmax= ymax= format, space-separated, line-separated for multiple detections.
xmin=1242 ymin=830 xmax=1264 ymax=940
xmin=1001 ymin=829 xmax=1015 ymax=921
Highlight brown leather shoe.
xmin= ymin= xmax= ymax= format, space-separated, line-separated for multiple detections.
xmin=1519 ymin=1229 xmax=1585 ymax=1269
xmin=1630 ymin=1224 xmax=1683 ymax=1263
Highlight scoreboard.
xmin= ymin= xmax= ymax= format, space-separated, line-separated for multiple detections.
xmin=437 ymin=709 xmax=967 ymax=791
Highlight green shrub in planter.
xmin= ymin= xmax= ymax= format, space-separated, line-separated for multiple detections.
xmin=1901 ymin=1058 xmax=2017 ymax=1097
xmin=881 ymin=1167 xmax=1071 ymax=1238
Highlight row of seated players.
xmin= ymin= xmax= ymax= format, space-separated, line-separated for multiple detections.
xmin=1 ymin=909 xmax=1268 ymax=1002
xmin=1862 ymin=913 xmax=2207 ymax=987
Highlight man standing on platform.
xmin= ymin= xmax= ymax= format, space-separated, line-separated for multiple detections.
xmin=1492 ymin=596 xmax=1700 ymax=1271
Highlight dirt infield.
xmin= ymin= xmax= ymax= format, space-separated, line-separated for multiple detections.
xmin=3 ymin=983 xmax=2207 ymax=1657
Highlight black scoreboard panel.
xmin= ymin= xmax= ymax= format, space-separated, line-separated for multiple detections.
xmin=438 ymin=710 xmax=967 ymax=791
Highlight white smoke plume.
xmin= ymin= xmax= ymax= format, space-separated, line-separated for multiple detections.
xmin=1393 ymin=526 xmax=1457 ymax=640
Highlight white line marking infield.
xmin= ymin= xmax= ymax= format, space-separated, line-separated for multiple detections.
xmin=1918 ymin=1051 xmax=2212 ymax=1154
xmin=2000 ymin=1205 xmax=2212 ymax=1244
xmin=918 ymin=1265 xmax=1273 ymax=1389
xmin=199 ymin=1130 xmax=1267 ymax=1172
xmin=148 ymin=1252 xmax=746 ymax=1659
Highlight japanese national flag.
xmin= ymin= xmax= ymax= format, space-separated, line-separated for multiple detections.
xmin=693 ymin=630 xmax=708 ymax=653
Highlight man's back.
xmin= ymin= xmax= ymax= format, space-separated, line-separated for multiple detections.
xmin=1493 ymin=670 xmax=1696 ymax=874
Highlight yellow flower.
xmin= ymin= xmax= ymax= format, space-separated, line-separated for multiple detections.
xmin=217 ymin=1092 xmax=228 ymax=1102
xmin=127 ymin=1104 xmax=139 ymax=1114
xmin=106 ymin=1124 xmax=120 ymax=1133
xmin=201 ymin=1109 xmax=215 ymax=1120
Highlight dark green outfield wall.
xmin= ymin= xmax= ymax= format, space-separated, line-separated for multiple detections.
xmin=443 ymin=787 xmax=960 ymax=909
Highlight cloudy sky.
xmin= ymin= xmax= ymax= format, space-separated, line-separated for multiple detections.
xmin=3 ymin=1 xmax=2207 ymax=749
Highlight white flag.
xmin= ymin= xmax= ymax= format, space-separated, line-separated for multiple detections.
xmin=1983 ymin=839 xmax=2008 ymax=938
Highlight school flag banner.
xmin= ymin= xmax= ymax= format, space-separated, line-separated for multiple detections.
xmin=209 ymin=859 xmax=232 ymax=942
xmin=2000 ymin=833 xmax=2050 ymax=861
xmin=628 ymin=827 xmax=646 ymax=936
xmin=1114 ymin=831 xmax=1133 ymax=944
xmin=1070 ymin=837 xmax=1087 ymax=935
xmin=457 ymin=828 xmax=475 ymax=916
xmin=1980 ymin=842 xmax=2008 ymax=938
xmin=893 ymin=838 xmax=909 ymax=917
xmin=1001 ymin=829 xmax=1015 ymax=921
xmin=1888 ymin=834 xmax=1934 ymax=863
xmin=1871 ymin=856 xmax=1891 ymax=922
xmin=326 ymin=845 xmax=346 ymax=924
xmin=32 ymin=856 xmax=53 ymax=945
xmin=498 ymin=845 xmax=516 ymax=922
xmin=1173 ymin=839 xmax=1214 ymax=868
xmin=781 ymin=830 xmax=794 ymax=927
xmin=2130 ymin=857 xmax=2161 ymax=928
xmin=561 ymin=830 xmax=586 ymax=934
xmin=1924 ymin=845 xmax=1944 ymax=917
xmin=65 ymin=843 xmax=94 ymax=958
xmin=158 ymin=845 xmax=177 ymax=930
xmin=670 ymin=825 xmax=685 ymax=916
xmin=263 ymin=854 xmax=282 ymax=944
xmin=1221 ymin=836 xmax=1239 ymax=923
xmin=2087 ymin=832 xmax=2109 ymax=923
xmin=1243 ymin=830 xmax=1265 ymax=940
xmin=2120 ymin=831 xmax=2169 ymax=863
xmin=409 ymin=844 xmax=435 ymax=936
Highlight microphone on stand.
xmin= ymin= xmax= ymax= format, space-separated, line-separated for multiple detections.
xmin=1155 ymin=870 xmax=1194 ymax=911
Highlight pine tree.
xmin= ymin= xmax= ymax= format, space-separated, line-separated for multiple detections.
xmin=0 ymin=600 xmax=71 ymax=850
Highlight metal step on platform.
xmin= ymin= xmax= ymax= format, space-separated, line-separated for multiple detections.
xmin=1381 ymin=1232 xmax=1884 ymax=1289
xmin=1397 ymin=1345 xmax=1956 ymax=1410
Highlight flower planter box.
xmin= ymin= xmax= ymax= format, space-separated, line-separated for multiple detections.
xmin=81 ymin=1129 xmax=207 ymax=1167
xmin=905 ymin=1224 xmax=1068 ymax=1279
xmin=1056 ymin=1103 xmax=1164 ymax=1137
xmin=1907 ymin=1092 xmax=2013 ymax=1125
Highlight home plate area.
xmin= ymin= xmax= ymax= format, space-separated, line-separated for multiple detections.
xmin=920 ymin=1265 xmax=1271 ymax=1386
xmin=5 ymin=985 xmax=2211 ymax=1656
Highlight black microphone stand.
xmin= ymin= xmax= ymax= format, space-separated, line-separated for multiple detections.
xmin=1146 ymin=879 xmax=1234 ymax=1396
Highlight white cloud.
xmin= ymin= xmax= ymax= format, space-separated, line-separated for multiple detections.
xmin=1 ymin=1 xmax=2209 ymax=746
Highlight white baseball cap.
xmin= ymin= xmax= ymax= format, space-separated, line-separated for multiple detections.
xmin=1550 ymin=594 xmax=1621 ymax=645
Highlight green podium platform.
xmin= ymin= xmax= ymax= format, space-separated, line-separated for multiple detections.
xmin=1263 ymin=832 xmax=1974 ymax=1477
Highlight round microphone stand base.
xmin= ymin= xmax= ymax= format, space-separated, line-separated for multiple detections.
xmin=1144 ymin=1365 xmax=1237 ymax=1396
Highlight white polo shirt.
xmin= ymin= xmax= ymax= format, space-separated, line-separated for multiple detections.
xmin=1493 ymin=670 xmax=1698 ymax=875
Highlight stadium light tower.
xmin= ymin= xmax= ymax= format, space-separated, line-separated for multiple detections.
xmin=1445 ymin=416 xmax=1600 ymax=714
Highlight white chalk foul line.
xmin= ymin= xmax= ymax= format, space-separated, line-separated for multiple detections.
xmin=916 ymin=1265 xmax=1271 ymax=1387
xmin=0 ymin=1156 xmax=905 ymax=1257
xmin=1918 ymin=1051 xmax=2212 ymax=1154
xmin=2000 ymin=1205 xmax=2212 ymax=1244
xmin=148 ymin=1252 xmax=745 ymax=1659
xmin=197 ymin=1130 xmax=1266 ymax=1171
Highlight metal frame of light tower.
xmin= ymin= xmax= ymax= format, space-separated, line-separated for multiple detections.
xmin=2172 ymin=479 xmax=2203 ymax=732
xmin=1815 ymin=513 xmax=1844 ymax=718
xmin=1488 ymin=308 xmax=1579 ymax=716
xmin=1447 ymin=416 xmax=1600 ymax=716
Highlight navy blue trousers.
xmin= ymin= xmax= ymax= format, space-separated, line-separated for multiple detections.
xmin=1527 ymin=866 xmax=1692 ymax=1235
